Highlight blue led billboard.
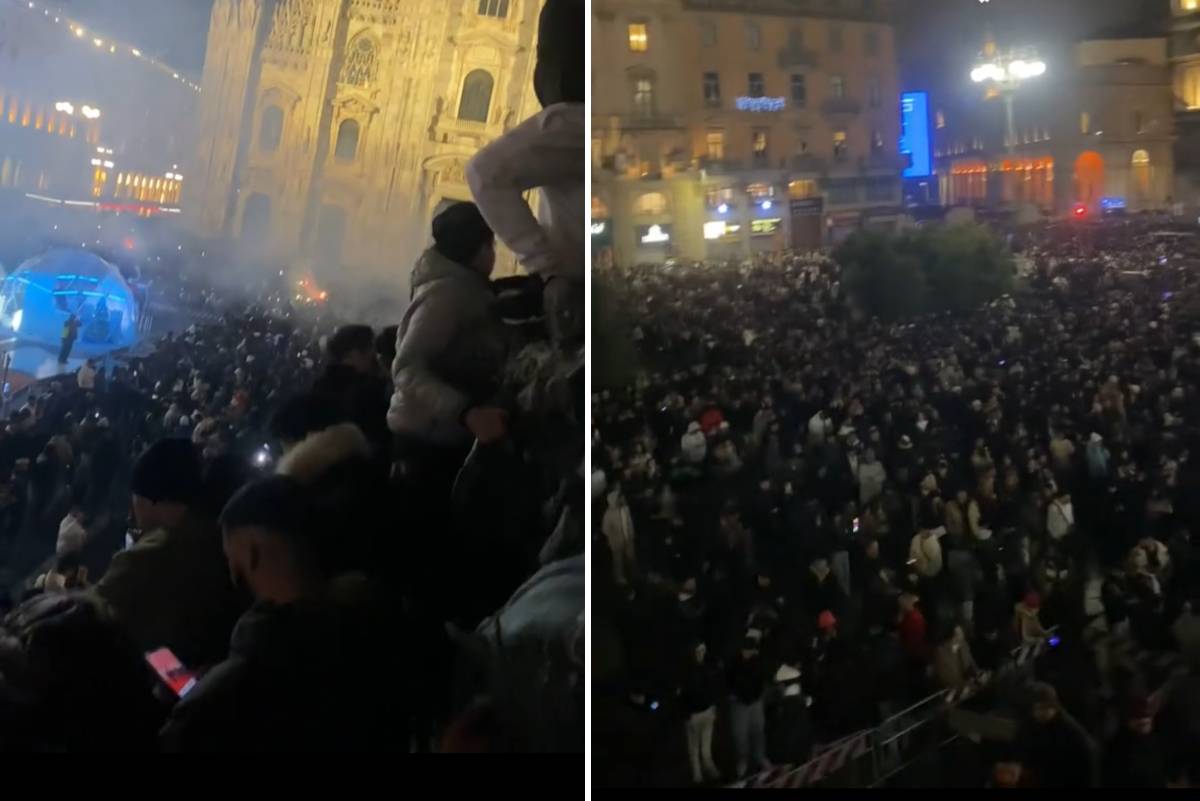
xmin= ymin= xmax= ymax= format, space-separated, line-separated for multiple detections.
xmin=900 ymin=91 xmax=931 ymax=179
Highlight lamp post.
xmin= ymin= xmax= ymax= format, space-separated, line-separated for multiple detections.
xmin=970 ymin=48 xmax=1046 ymax=155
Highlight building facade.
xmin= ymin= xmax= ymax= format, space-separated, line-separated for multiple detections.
xmin=1169 ymin=0 xmax=1200 ymax=209
xmin=592 ymin=0 xmax=903 ymax=267
xmin=187 ymin=0 xmax=543 ymax=285
xmin=936 ymin=35 xmax=1175 ymax=217
xmin=0 ymin=0 xmax=196 ymax=209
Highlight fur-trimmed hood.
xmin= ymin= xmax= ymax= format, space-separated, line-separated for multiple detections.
xmin=276 ymin=423 xmax=371 ymax=484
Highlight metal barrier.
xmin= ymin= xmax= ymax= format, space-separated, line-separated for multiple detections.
xmin=736 ymin=632 xmax=1058 ymax=789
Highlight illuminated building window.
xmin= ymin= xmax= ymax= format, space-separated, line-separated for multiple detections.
xmin=865 ymin=28 xmax=879 ymax=56
xmin=628 ymin=23 xmax=648 ymax=53
xmin=458 ymin=69 xmax=495 ymax=123
xmin=592 ymin=196 xmax=610 ymax=219
xmin=334 ymin=119 xmax=360 ymax=162
xmin=829 ymin=24 xmax=843 ymax=53
xmin=260 ymin=105 xmax=284 ymax=153
xmin=1185 ymin=0 xmax=1199 ymax=10
xmin=633 ymin=78 xmax=655 ymax=117
xmin=703 ymin=72 xmax=722 ymax=106
xmin=700 ymin=19 xmax=717 ymax=48
xmin=833 ymin=130 xmax=848 ymax=161
xmin=1133 ymin=110 xmax=1145 ymax=134
xmin=1132 ymin=149 xmax=1152 ymax=201
xmin=792 ymin=74 xmax=807 ymax=107
xmin=477 ymin=0 xmax=509 ymax=17
xmin=872 ymin=128 xmax=884 ymax=153
xmin=0 ymin=158 xmax=11 ymax=187
xmin=634 ymin=191 xmax=669 ymax=216
xmin=34 ymin=110 xmax=43 ymax=131
xmin=1080 ymin=110 xmax=1090 ymax=134
xmin=830 ymin=75 xmax=845 ymax=99
xmin=21 ymin=101 xmax=31 ymax=127
xmin=746 ymin=21 xmax=762 ymax=51
xmin=868 ymin=76 xmax=881 ymax=108
xmin=706 ymin=130 xmax=725 ymax=161
xmin=748 ymin=72 xmax=765 ymax=97
xmin=752 ymin=129 xmax=769 ymax=164
xmin=747 ymin=182 xmax=774 ymax=199
xmin=92 ymin=168 xmax=107 ymax=198
xmin=706 ymin=187 xmax=735 ymax=209
xmin=936 ymin=110 xmax=946 ymax=129
xmin=789 ymin=179 xmax=818 ymax=199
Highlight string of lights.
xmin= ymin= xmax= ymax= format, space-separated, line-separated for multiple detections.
xmin=14 ymin=0 xmax=202 ymax=94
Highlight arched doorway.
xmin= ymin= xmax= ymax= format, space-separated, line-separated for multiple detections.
xmin=1131 ymin=149 xmax=1152 ymax=205
xmin=1074 ymin=151 xmax=1105 ymax=206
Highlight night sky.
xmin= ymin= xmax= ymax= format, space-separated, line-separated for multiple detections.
xmin=898 ymin=0 xmax=1166 ymax=94
xmin=49 ymin=0 xmax=1170 ymax=98
xmin=55 ymin=0 xmax=214 ymax=74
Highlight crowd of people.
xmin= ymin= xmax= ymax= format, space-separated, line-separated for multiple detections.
xmin=0 ymin=0 xmax=584 ymax=756
xmin=592 ymin=218 xmax=1200 ymax=787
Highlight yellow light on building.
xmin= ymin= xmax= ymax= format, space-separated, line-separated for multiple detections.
xmin=628 ymin=23 xmax=648 ymax=53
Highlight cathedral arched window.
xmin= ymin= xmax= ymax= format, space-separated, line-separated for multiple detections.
xmin=478 ymin=0 xmax=510 ymax=18
xmin=335 ymin=119 xmax=360 ymax=162
xmin=259 ymin=105 xmax=284 ymax=153
xmin=340 ymin=35 xmax=378 ymax=87
xmin=458 ymin=70 xmax=494 ymax=123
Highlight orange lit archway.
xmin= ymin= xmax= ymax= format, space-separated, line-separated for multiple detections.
xmin=1074 ymin=151 xmax=1105 ymax=205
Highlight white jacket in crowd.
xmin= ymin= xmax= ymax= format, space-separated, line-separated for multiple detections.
xmin=681 ymin=423 xmax=707 ymax=464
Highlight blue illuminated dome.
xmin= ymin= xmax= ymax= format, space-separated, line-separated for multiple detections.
xmin=0 ymin=249 xmax=140 ymax=351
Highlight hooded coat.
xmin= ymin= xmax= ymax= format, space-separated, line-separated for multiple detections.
xmin=387 ymin=247 xmax=508 ymax=447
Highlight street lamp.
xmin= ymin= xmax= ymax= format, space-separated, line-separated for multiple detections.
xmin=970 ymin=47 xmax=1046 ymax=154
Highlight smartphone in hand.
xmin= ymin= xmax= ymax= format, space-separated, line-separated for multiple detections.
xmin=146 ymin=648 xmax=198 ymax=698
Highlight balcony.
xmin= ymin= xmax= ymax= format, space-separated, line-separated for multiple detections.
xmin=777 ymin=45 xmax=820 ymax=70
xmin=821 ymin=97 xmax=862 ymax=116
xmin=618 ymin=113 xmax=684 ymax=131
xmin=697 ymin=157 xmax=747 ymax=174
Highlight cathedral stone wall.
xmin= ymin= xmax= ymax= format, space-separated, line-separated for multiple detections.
xmin=186 ymin=0 xmax=543 ymax=286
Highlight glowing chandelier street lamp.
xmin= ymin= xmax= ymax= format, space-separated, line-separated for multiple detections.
xmin=970 ymin=46 xmax=1047 ymax=154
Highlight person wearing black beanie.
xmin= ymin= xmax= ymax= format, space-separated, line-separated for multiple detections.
xmin=388 ymin=201 xmax=510 ymax=513
xmin=89 ymin=438 xmax=245 ymax=667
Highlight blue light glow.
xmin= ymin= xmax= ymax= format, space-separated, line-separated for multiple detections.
xmin=900 ymin=91 xmax=932 ymax=179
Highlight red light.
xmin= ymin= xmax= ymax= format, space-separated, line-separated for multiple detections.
xmin=1073 ymin=205 xmax=1087 ymax=217
xmin=123 ymin=237 xmax=136 ymax=250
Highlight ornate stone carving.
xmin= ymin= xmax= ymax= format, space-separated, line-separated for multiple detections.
xmin=266 ymin=0 xmax=316 ymax=56
xmin=340 ymin=34 xmax=379 ymax=87
xmin=442 ymin=160 xmax=467 ymax=186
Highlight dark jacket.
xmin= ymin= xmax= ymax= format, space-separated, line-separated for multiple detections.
xmin=1022 ymin=708 xmax=1100 ymax=788
xmin=680 ymin=657 xmax=720 ymax=715
xmin=727 ymin=653 xmax=765 ymax=705
xmin=1103 ymin=728 xmax=1166 ymax=788
xmin=89 ymin=514 xmax=244 ymax=667
xmin=310 ymin=364 xmax=391 ymax=457
xmin=161 ymin=595 xmax=395 ymax=752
